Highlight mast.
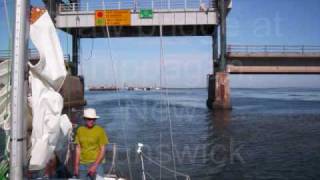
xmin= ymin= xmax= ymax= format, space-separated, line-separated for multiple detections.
xmin=10 ymin=0 xmax=29 ymax=179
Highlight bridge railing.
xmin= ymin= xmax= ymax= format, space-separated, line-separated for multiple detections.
xmin=0 ymin=49 xmax=70 ymax=61
xmin=227 ymin=45 xmax=320 ymax=55
xmin=0 ymin=49 xmax=38 ymax=60
xmin=58 ymin=0 xmax=216 ymax=13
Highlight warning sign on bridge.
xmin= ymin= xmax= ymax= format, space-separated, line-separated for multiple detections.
xmin=95 ymin=10 xmax=131 ymax=26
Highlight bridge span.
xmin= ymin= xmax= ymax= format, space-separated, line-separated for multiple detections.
xmin=227 ymin=45 xmax=320 ymax=74
xmin=43 ymin=0 xmax=232 ymax=76
xmin=55 ymin=0 xmax=221 ymax=37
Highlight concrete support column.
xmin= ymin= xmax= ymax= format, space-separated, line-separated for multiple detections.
xmin=72 ymin=34 xmax=79 ymax=75
xmin=213 ymin=72 xmax=231 ymax=109
xmin=207 ymin=0 xmax=231 ymax=110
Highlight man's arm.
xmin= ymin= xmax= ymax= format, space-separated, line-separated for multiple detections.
xmin=88 ymin=145 xmax=106 ymax=176
xmin=74 ymin=144 xmax=81 ymax=177
xmin=95 ymin=145 xmax=106 ymax=164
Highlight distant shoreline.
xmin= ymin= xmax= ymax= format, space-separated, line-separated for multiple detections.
xmin=85 ymin=86 xmax=320 ymax=92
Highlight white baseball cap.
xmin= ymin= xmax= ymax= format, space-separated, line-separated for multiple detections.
xmin=83 ymin=108 xmax=100 ymax=119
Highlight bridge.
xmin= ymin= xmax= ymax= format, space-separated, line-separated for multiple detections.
xmin=227 ymin=45 xmax=320 ymax=74
xmin=55 ymin=0 xmax=223 ymax=37
xmin=11 ymin=0 xmax=319 ymax=110
xmin=39 ymin=0 xmax=320 ymax=109
xmin=45 ymin=0 xmax=230 ymax=75
xmin=34 ymin=0 xmax=233 ymax=109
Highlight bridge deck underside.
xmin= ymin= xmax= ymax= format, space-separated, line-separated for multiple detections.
xmin=62 ymin=25 xmax=215 ymax=37
xmin=56 ymin=10 xmax=218 ymax=37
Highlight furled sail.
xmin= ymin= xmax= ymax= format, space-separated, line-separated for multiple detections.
xmin=28 ymin=10 xmax=71 ymax=170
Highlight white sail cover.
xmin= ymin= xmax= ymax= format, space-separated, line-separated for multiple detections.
xmin=29 ymin=11 xmax=71 ymax=170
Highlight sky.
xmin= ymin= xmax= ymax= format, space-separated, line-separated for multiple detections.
xmin=1 ymin=0 xmax=320 ymax=88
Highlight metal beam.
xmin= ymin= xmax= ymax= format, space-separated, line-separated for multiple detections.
xmin=207 ymin=27 xmax=219 ymax=109
xmin=10 ymin=0 xmax=29 ymax=179
xmin=43 ymin=0 xmax=58 ymax=19
xmin=228 ymin=58 xmax=320 ymax=67
xmin=212 ymin=27 xmax=219 ymax=73
xmin=61 ymin=26 xmax=216 ymax=38
xmin=72 ymin=33 xmax=79 ymax=75
xmin=228 ymin=65 xmax=320 ymax=74
xmin=55 ymin=11 xmax=218 ymax=29
xmin=228 ymin=52 xmax=320 ymax=59
xmin=219 ymin=0 xmax=227 ymax=72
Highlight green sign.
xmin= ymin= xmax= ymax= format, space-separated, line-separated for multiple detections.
xmin=95 ymin=18 xmax=105 ymax=26
xmin=139 ymin=9 xmax=153 ymax=19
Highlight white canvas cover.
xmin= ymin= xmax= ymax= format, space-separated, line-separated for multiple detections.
xmin=28 ymin=11 xmax=71 ymax=170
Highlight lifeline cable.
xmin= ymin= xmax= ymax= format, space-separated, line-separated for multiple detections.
xmin=142 ymin=152 xmax=191 ymax=180
xmin=107 ymin=143 xmax=117 ymax=175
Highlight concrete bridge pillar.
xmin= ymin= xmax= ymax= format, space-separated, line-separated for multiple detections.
xmin=207 ymin=72 xmax=231 ymax=110
xmin=213 ymin=72 xmax=231 ymax=109
xmin=207 ymin=0 xmax=231 ymax=110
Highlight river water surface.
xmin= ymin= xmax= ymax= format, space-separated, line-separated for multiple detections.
xmin=85 ymin=88 xmax=320 ymax=180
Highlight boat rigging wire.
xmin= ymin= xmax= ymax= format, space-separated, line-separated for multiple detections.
xmin=103 ymin=9 xmax=133 ymax=179
xmin=159 ymin=11 xmax=163 ymax=180
xmin=82 ymin=38 xmax=95 ymax=62
xmin=159 ymin=11 xmax=178 ymax=180
xmin=3 ymin=0 xmax=12 ymax=39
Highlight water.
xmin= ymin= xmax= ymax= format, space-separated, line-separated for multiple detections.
xmin=85 ymin=88 xmax=320 ymax=180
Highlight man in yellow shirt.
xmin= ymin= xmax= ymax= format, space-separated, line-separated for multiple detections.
xmin=74 ymin=108 xmax=109 ymax=179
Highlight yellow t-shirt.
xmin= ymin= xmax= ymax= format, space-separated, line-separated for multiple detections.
xmin=75 ymin=125 xmax=109 ymax=164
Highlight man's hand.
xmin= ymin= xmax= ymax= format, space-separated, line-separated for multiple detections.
xmin=88 ymin=163 xmax=98 ymax=177
xmin=88 ymin=145 xmax=105 ymax=177
xmin=74 ymin=144 xmax=81 ymax=177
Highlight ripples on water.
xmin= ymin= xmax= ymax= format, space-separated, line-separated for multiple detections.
xmin=85 ymin=88 xmax=320 ymax=180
